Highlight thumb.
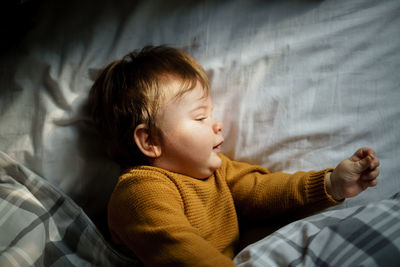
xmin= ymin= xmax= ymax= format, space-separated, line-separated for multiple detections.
xmin=353 ymin=156 xmax=371 ymax=173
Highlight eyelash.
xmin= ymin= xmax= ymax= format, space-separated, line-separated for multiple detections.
xmin=196 ymin=116 xmax=207 ymax=121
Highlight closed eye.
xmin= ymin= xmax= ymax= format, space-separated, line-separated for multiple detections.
xmin=196 ymin=116 xmax=207 ymax=121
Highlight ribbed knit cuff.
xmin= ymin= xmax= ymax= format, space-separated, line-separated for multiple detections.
xmin=306 ymin=168 xmax=343 ymax=205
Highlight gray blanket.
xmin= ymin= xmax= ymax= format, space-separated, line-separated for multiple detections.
xmin=0 ymin=152 xmax=136 ymax=266
xmin=235 ymin=194 xmax=400 ymax=266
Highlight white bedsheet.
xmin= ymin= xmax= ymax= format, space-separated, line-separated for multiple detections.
xmin=1 ymin=0 xmax=399 ymax=221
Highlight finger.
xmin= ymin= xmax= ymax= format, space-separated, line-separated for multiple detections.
xmin=368 ymin=156 xmax=380 ymax=170
xmin=359 ymin=178 xmax=378 ymax=191
xmin=361 ymin=167 xmax=380 ymax=181
xmin=368 ymin=178 xmax=378 ymax=187
xmin=354 ymin=155 xmax=373 ymax=173
xmin=350 ymin=147 xmax=375 ymax=162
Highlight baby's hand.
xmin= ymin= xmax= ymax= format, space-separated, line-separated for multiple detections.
xmin=326 ymin=147 xmax=380 ymax=201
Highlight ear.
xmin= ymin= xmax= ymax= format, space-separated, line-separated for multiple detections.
xmin=134 ymin=124 xmax=162 ymax=158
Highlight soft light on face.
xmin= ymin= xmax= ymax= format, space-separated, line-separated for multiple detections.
xmin=153 ymin=80 xmax=224 ymax=178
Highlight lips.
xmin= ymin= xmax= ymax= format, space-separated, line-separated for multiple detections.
xmin=213 ymin=138 xmax=224 ymax=152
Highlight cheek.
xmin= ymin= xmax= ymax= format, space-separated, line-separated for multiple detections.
xmin=177 ymin=123 xmax=213 ymax=148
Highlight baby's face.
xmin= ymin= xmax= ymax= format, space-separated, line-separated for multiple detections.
xmin=153 ymin=80 xmax=224 ymax=178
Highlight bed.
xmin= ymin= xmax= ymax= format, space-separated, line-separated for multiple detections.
xmin=1 ymin=0 xmax=399 ymax=266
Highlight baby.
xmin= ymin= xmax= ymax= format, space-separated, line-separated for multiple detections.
xmin=88 ymin=46 xmax=380 ymax=266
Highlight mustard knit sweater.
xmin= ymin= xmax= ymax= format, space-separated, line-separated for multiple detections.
xmin=108 ymin=154 xmax=340 ymax=266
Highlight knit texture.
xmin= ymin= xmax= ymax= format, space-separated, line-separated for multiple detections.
xmin=108 ymin=154 xmax=341 ymax=266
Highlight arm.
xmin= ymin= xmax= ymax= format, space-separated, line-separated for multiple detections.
xmin=220 ymin=154 xmax=341 ymax=220
xmin=325 ymin=147 xmax=380 ymax=201
xmin=108 ymin=173 xmax=235 ymax=267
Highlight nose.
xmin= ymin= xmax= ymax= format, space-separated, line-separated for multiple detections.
xmin=213 ymin=120 xmax=223 ymax=134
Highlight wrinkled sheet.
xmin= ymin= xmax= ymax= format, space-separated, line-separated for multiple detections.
xmin=0 ymin=152 xmax=136 ymax=266
xmin=0 ymin=0 xmax=399 ymax=246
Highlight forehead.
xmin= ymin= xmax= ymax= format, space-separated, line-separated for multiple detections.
xmin=163 ymin=77 xmax=209 ymax=105
xmin=156 ymin=78 xmax=211 ymax=128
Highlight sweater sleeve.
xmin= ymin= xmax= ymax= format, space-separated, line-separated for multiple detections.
xmin=107 ymin=170 xmax=235 ymax=267
xmin=219 ymin=154 xmax=342 ymax=220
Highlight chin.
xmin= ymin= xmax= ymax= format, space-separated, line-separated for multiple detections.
xmin=209 ymin=157 xmax=222 ymax=173
xmin=179 ymin=154 xmax=223 ymax=178
xmin=194 ymin=162 xmax=222 ymax=179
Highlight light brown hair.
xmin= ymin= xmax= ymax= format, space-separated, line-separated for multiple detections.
xmin=88 ymin=45 xmax=210 ymax=167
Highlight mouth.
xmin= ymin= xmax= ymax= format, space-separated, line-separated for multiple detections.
xmin=213 ymin=139 xmax=224 ymax=152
